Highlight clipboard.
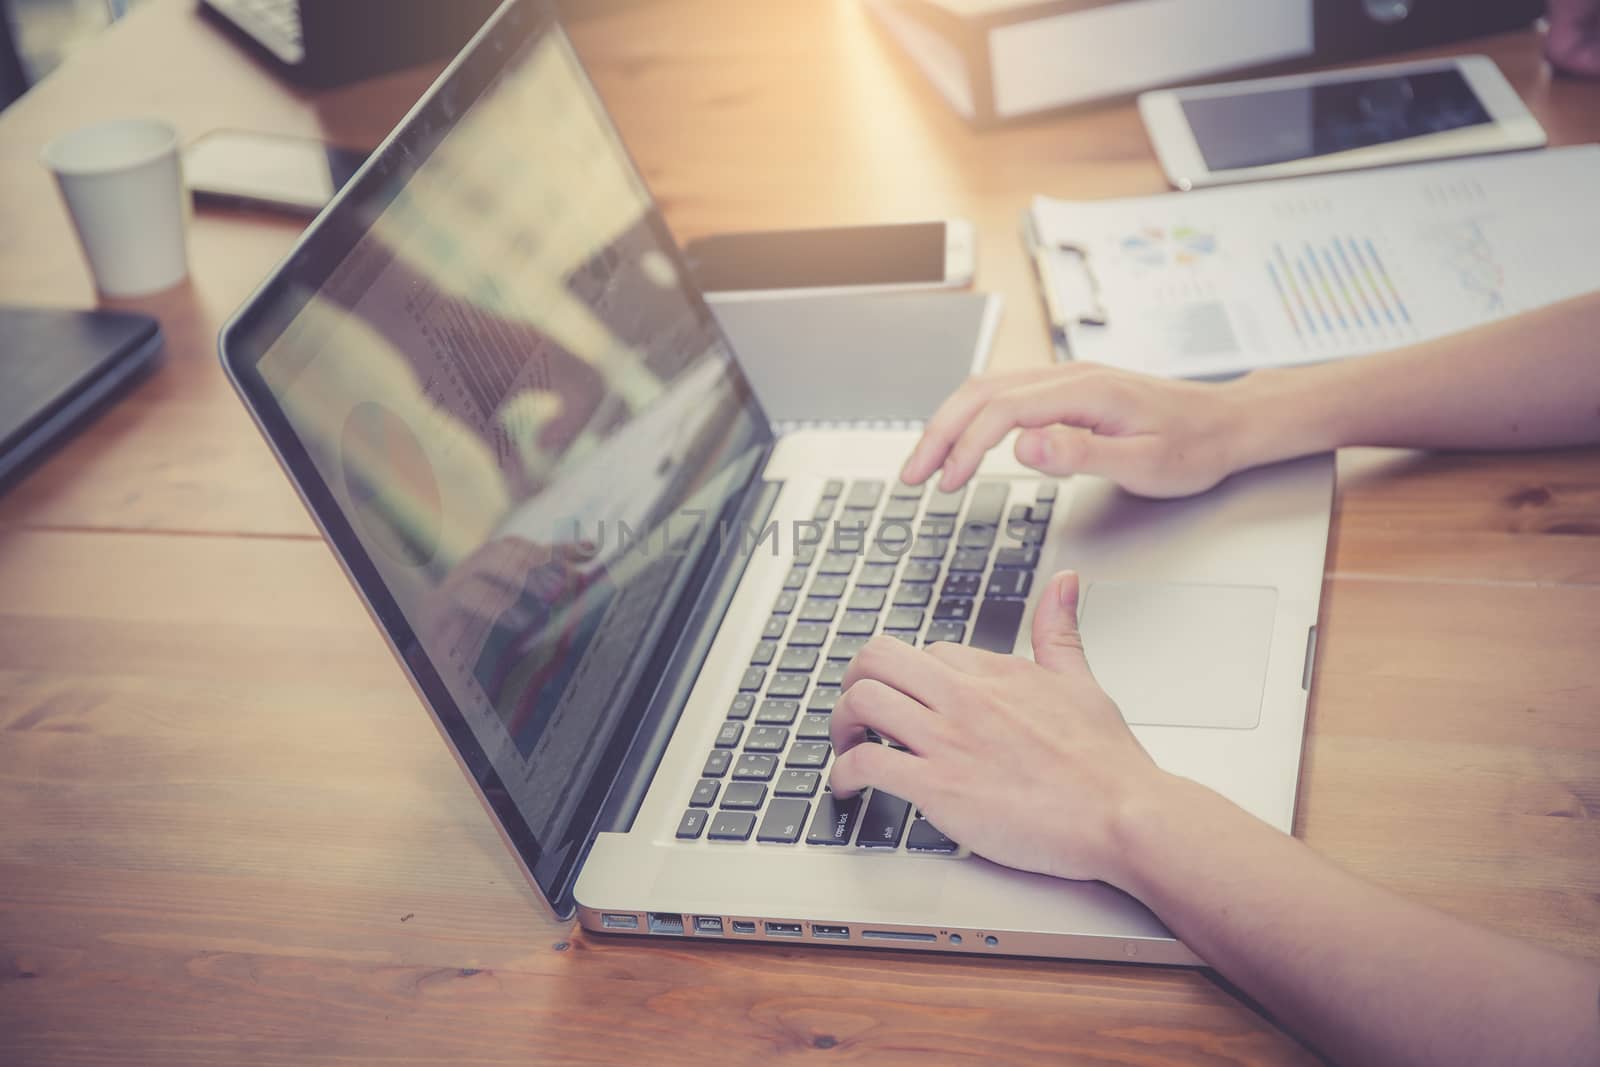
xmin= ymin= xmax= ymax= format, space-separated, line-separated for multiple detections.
xmin=1023 ymin=144 xmax=1600 ymax=379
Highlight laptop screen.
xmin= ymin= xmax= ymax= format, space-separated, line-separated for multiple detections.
xmin=226 ymin=2 xmax=770 ymax=910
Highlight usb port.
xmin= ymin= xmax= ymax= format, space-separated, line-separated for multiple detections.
xmin=812 ymin=924 xmax=849 ymax=940
xmin=694 ymin=916 xmax=724 ymax=935
xmin=601 ymin=913 xmax=639 ymax=930
xmin=647 ymin=912 xmax=684 ymax=935
xmin=731 ymin=920 xmax=756 ymax=934
xmin=765 ymin=921 xmax=803 ymax=937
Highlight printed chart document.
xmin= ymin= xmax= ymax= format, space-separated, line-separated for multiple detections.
xmin=1029 ymin=145 xmax=1600 ymax=378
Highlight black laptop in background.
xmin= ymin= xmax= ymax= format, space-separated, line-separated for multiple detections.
xmin=199 ymin=0 xmax=502 ymax=87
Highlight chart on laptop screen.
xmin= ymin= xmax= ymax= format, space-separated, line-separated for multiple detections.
xmin=257 ymin=27 xmax=766 ymax=851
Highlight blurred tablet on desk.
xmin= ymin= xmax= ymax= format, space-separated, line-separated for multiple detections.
xmin=0 ymin=307 xmax=162 ymax=491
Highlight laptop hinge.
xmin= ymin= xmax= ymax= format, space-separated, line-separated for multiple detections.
xmin=550 ymin=464 xmax=784 ymax=912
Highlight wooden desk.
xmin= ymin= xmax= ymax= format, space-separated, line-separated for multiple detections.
xmin=1 ymin=3 xmax=1596 ymax=1063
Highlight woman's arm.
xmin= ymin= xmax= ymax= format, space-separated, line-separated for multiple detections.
xmin=901 ymin=290 xmax=1600 ymax=498
xmin=828 ymin=577 xmax=1600 ymax=1067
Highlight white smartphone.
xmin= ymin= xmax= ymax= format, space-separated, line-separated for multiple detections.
xmin=1138 ymin=55 xmax=1547 ymax=191
xmin=681 ymin=220 xmax=976 ymax=300
xmin=184 ymin=130 xmax=367 ymax=217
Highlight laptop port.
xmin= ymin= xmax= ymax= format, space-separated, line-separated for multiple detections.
xmin=861 ymin=929 xmax=937 ymax=943
xmin=730 ymin=920 xmax=756 ymax=934
xmin=812 ymin=924 xmax=849 ymax=940
xmin=764 ymin=921 xmax=803 ymax=937
xmin=647 ymin=912 xmax=685 ymax=935
xmin=600 ymin=913 xmax=639 ymax=930
xmin=694 ymin=916 xmax=724 ymax=935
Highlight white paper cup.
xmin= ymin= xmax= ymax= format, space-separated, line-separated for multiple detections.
xmin=41 ymin=118 xmax=189 ymax=298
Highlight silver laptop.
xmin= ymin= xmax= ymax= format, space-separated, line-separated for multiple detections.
xmin=221 ymin=0 xmax=1332 ymax=965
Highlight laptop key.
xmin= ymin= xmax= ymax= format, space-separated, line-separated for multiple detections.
xmin=720 ymin=782 xmax=767 ymax=809
xmin=884 ymin=630 xmax=918 ymax=645
xmin=806 ymin=793 xmax=864 ymax=845
xmin=857 ymin=563 xmax=895 ymax=588
xmin=1029 ymin=501 xmax=1054 ymax=523
xmin=775 ymin=769 xmax=821 ymax=797
xmin=934 ymin=598 xmax=973 ymax=622
xmin=813 ymin=498 xmax=837 ymax=522
xmin=845 ymin=479 xmax=884 ymax=510
xmin=942 ymin=574 xmax=980 ymax=598
xmin=783 ymin=565 xmax=807 ymax=591
xmin=703 ymin=750 xmax=732 ymax=778
xmin=881 ymin=497 xmax=918 ymax=521
xmin=797 ymin=713 xmax=832 ymax=741
xmin=892 ymin=583 xmax=933 ymax=608
xmin=756 ymin=699 xmax=800 ymax=725
xmin=768 ymin=673 xmax=809 ymax=698
xmin=677 ymin=809 xmax=709 ymax=840
xmin=986 ymin=569 xmax=1032 ymax=600
xmin=788 ymin=622 xmax=829 ymax=646
xmin=757 ymin=799 xmax=811 ymax=844
xmin=728 ymin=693 xmax=756 ymax=720
xmin=1035 ymin=481 xmax=1059 ymax=502
xmin=827 ymin=635 xmax=869 ymax=661
xmin=958 ymin=523 xmax=996 ymax=550
xmin=924 ymin=487 xmax=966 ymax=516
xmin=738 ymin=667 xmax=766 ymax=691
xmin=966 ymin=481 xmax=1009 ymax=525
xmin=708 ymin=811 xmax=757 ymax=841
xmin=909 ymin=537 xmax=950 ymax=560
xmin=822 ymin=478 xmax=845 ymax=498
xmin=763 ymin=616 xmax=787 ymax=640
xmin=809 ymin=574 xmax=847 ymax=598
xmin=817 ymin=551 xmax=855 ymax=575
xmin=884 ymin=606 xmax=925 ymax=631
xmin=715 ymin=722 xmax=744 ymax=748
xmin=818 ymin=661 xmax=847 ymax=686
xmin=795 ymin=545 xmax=818 ymax=566
xmin=918 ymin=517 xmax=955 ymax=538
xmin=837 ymin=611 xmax=877 ymax=637
xmin=746 ymin=726 xmax=790 ymax=753
xmin=779 ymin=647 xmax=819 ymax=672
xmin=732 ymin=753 xmax=778 ymax=780
xmin=857 ymin=790 xmax=912 ymax=849
xmin=798 ymin=598 xmax=837 ymax=623
xmin=772 ymin=591 xmax=798 ymax=615
xmin=786 ymin=742 xmax=831 ymax=768
xmin=971 ymin=599 xmax=1025 ymax=653
xmin=690 ymin=779 xmax=720 ymax=808
xmin=890 ymin=481 xmax=924 ymax=500
xmin=901 ymin=560 xmax=940 ymax=584
xmin=846 ymin=587 xmax=887 ymax=613
xmin=949 ymin=549 xmax=988 ymax=572
xmin=924 ymin=621 xmax=967 ymax=645
xmin=750 ymin=640 xmax=778 ymax=666
xmin=906 ymin=817 xmax=959 ymax=853
xmin=808 ymin=687 xmax=842 ymax=713
xmin=993 ymin=546 xmax=1039 ymax=569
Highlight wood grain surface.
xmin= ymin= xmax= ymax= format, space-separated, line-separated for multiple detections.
xmin=1 ymin=2 xmax=1596 ymax=1064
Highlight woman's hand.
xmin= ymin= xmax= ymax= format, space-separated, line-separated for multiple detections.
xmin=898 ymin=364 xmax=1258 ymax=500
xmin=827 ymin=571 xmax=1179 ymax=888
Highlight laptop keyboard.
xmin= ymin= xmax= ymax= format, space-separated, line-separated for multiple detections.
xmin=675 ymin=478 xmax=1054 ymax=854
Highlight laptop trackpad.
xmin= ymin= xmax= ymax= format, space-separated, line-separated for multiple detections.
xmin=1078 ymin=582 xmax=1277 ymax=730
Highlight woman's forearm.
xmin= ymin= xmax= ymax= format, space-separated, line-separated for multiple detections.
xmin=1114 ymin=776 xmax=1600 ymax=1067
xmin=1229 ymin=290 xmax=1600 ymax=469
